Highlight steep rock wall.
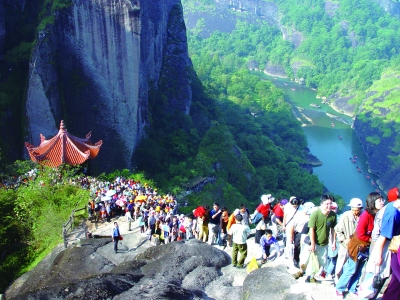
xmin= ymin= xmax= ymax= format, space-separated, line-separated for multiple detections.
xmin=25 ymin=0 xmax=192 ymax=173
xmin=376 ymin=0 xmax=400 ymax=19
xmin=0 ymin=0 xmax=4 ymax=56
xmin=354 ymin=112 xmax=400 ymax=192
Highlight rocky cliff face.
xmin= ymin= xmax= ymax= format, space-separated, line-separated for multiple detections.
xmin=25 ymin=0 xmax=192 ymax=173
xmin=354 ymin=112 xmax=400 ymax=191
xmin=376 ymin=0 xmax=400 ymax=19
xmin=0 ymin=0 xmax=4 ymax=56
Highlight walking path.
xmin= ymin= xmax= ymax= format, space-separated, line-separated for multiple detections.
xmin=84 ymin=217 xmax=378 ymax=300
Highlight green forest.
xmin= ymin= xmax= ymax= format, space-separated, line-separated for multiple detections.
xmin=182 ymin=0 xmax=400 ymax=158
xmin=2 ymin=0 xmax=399 ymax=291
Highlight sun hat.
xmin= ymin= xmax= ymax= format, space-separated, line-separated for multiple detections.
xmin=261 ymin=194 xmax=275 ymax=205
xmin=348 ymin=198 xmax=363 ymax=208
xmin=302 ymin=202 xmax=316 ymax=215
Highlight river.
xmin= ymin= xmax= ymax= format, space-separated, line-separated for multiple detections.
xmin=261 ymin=75 xmax=381 ymax=203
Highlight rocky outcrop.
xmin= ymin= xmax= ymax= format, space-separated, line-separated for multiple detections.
xmin=264 ymin=61 xmax=287 ymax=78
xmin=0 ymin=0 xmax=4 ymax=56
xmin=324 ymin=1 xmax=339 ymax=17
xmin=5 ymin=238 xmax=230 ymax=300
xmin=184 ymin=0 xmax=279 ymax=38
xmin=376 ymin=0 xmax=400 ymax=19
xmin=25 ymin=0 xmax=192 ymax=173
xmin=354 ymin=112 xmax=400 ymax=191
xmin=280 ymin=26 xmax=304 ymax=49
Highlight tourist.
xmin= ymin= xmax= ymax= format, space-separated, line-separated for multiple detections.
xmin=148 ymin=210 xmax=157 ymax=239
xmin=228 ymin=214 xmax=251 ymax=268
xmin=226 ymin=209 xmax=238 ymax=247
xmin=305 ymin=195 xmax=337 ymax=281
xmin=111 ymin=222 xmax=121 ymax=253
xmin=283 ymin=196 xmax=302 ymax=266
xmin=259 ymin=229 xmax=281 ymax=264
xmin=369 ymin=190 xmax=400 ymax=300
xmin=198 ymin=206 xmax=209 ymax=242
xmin=335 ymin=192 xmax=384 ymax=298
xmin=333 ymin=198 xmax=362 ymax=283
xmin=219 ymin=208 xmax=229 ymax=248
xmin=271 ymin=198 xmax=287 ymax=237
xmin=208 ymin=202 xmax=222 ymax=245
xmin=138 ymin=212 xmax=145 ymax=233
xmin=251 ymin=194 xmax=274 ymax=224
xmin=292 ymin=201 xmax=316 ymax=269
xmin=169 ymin=215 xmax=179 ymax=242
xmin=238 ymin=203 xmax=251 ymax=226
xmin=322 ymin=200 xmax=339 ymax=281
xmin=358 ymin=187 xmax=399 ymax=299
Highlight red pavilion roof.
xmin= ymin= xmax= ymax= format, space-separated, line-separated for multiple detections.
xmin=25 ymin=120 xmax=103 ymax=167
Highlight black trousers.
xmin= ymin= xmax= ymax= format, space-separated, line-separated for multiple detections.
xmin=113 ymin=237 xmax=119 ymax=252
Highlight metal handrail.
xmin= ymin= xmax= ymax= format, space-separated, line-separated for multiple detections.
xmin=62 ymin=206 xmax=86 ymax=248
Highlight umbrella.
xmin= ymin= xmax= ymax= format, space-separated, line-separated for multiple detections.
xmin=123 ymin=190 xmax=133 ymax=196
xmin=101 ymin=195 xmax=112 ymax=202
xmin=135 ymin=195 xmax=147 ymax=202
xmin=115 ymin=199 xmax=127 ymax=207
xmin=106 ymin=189 xmax=116 ymax=196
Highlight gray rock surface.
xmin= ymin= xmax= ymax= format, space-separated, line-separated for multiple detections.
xmin=242 ymin=266 xmax=306 ymax=300
xmin=5 ymin=217 xmax=373 ymax=300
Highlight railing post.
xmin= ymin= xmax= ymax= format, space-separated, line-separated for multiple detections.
xmin=63 ymin=225 xmax=67 ymax=248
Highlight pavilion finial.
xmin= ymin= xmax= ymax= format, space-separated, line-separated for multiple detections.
xmin=60 ymin=120 xmax=66 ymax=130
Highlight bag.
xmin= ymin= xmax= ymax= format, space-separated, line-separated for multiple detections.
xmin=388 ymin=235 xmax=400 ymax=253
xmin=305 ymin=252 xmax=319 ymax=276
xmin=358 ymin=276 xmax=377 ymax=299
xmin=251 ymin=212 xmax=263 ymax=224
xmin=119 ymin=235 xmax=123 ymax=240
xmin=246 ymin=257 xmax=259 ymax=274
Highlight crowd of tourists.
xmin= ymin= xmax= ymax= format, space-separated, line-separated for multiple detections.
xmin=87 ymin=176 xmax=400 ymax=300
xmin=285 ymin=189 xmax=400 ymax=300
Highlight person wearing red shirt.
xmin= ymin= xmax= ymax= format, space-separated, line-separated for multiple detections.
xmin=272 ymin=199 xmax=287 ymax=225
xmin=252 ymin=194 xmax=274 ymax=224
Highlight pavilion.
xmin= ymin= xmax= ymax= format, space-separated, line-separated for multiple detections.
xmin=25 ymin=120 xmax=103 ymax=167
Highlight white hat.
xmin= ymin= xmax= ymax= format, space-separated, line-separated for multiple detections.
xmin=348 ymin=198 xmax=363 ymax=208
xmin=302 ymin=202 xmax=316 ymax=215
xmin=261 ymin=194 xmax=275 ymax=205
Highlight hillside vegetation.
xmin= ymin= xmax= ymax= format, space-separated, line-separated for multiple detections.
xmin=182 ymin=0 xmax=400 ymax=170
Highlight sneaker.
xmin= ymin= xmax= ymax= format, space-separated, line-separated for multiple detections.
xmin=292 ymin=271 xmax=303 ymax=279
xmin=325 ymin=274 xmax=333 ymax=281
xmin=314 ymin=274 xmax=326 ymax=281
xmin=232 ymin=264 xmax=237 ymax=268
xmin=261 ymin=259 xmax=267 ymax=264
xmin=335 ymin=290 xmax=343 ymax=298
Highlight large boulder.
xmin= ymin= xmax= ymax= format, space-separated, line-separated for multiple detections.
xmin=242 ymin=265 xmax=307 ymax=300
xmin=5 ymin=238 xmax=231 ymax=300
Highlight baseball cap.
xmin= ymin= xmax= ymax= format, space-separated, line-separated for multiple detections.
xmin=348 ymin=198 xmax=363 ymax=208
